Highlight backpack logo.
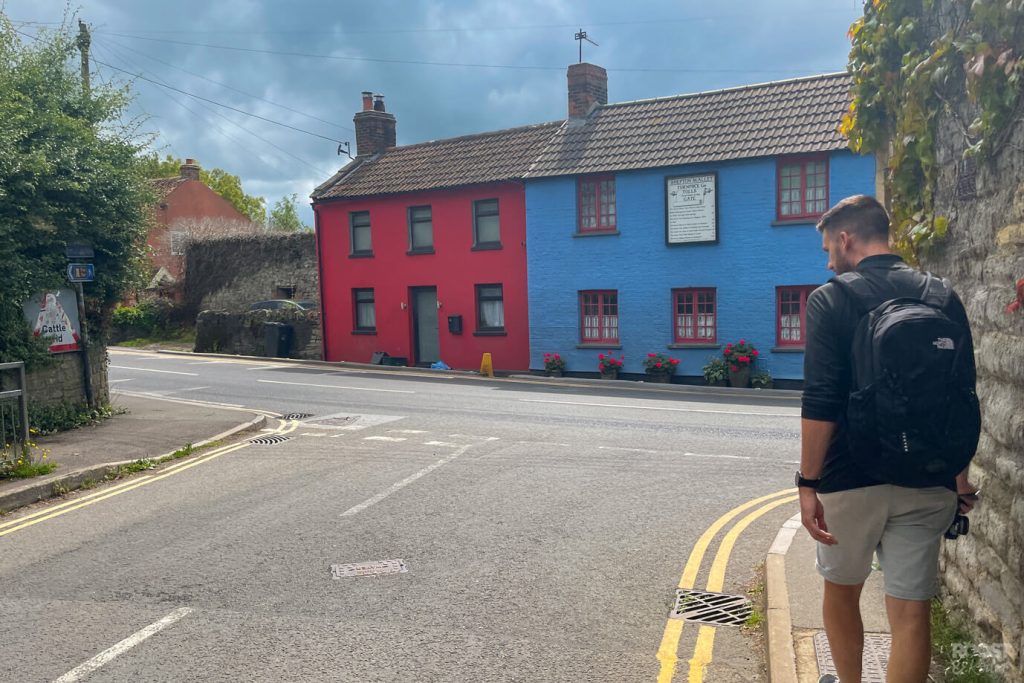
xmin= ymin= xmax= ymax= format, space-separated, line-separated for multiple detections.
xmin=932 ymin=337 xmax=955 ymax=350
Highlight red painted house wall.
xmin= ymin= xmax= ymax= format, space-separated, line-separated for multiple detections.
xmin=316 ymin=182 xmax=530 ymax=371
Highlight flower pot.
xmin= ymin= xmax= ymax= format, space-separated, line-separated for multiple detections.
xmin=708 ymin=378 xmax=727 ymax=387
xmin=547 ymin=369 xmax=564 ymax=378
xmin=600 ymin=368 xmax=619 ymax=380
xmin=645 ymin=371 xmax=672 ymax=384
xmin=729 ymin=366 xmax=751 ymax=388
xmin=752 ymin=380 xmax=773 ymax=390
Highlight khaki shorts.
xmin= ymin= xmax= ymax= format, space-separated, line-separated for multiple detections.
xmin=816 ymin=484 xmax=958 ymax=601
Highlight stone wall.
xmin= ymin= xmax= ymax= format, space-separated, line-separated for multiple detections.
xmin=183 ymin=232 xmax=319 ymax=316
xmin=194 ymin=309 xmax=321 ymax=360
xmin=925 ymin=24 xmax=1024 ymax=679
xmin=22 ymin=347 xmax=110 ymax=409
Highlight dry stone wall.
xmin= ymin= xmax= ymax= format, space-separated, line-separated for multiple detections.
xmin=22 ymin=347 xmax=109 ymax=409
xmin=928 ymin=66 xmax=1024 ymax=681
xmin=194 ymin=309 xmax=321 ymax=360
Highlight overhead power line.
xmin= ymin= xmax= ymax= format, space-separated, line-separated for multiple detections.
xmin=103 ymin=37 xmax=353 ymax=134
xmin=92 ymin=58 xmax=346 ymax=145
xmin=101 ymin=32 xmax=841 ymax=75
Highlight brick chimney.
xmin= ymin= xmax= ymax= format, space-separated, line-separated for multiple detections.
xmin=567 ymin=63 xmax=608 ymax=118
xmin=353 ymin=92 xmax=396 ymax=156
xmin=180 ymin=158 xmax=201 ymax=181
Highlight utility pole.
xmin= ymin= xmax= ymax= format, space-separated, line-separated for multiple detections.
xmin=76 ymin=19 xmax=90 ymax=96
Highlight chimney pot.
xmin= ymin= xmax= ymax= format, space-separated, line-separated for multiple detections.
xmin=180 ymin=158 xmax=201 ymax=181
xmin=373 ymin=94 xmax=385 ymax=112
xmin=361 ymin=91 xmax=373 ymax=111
xmin=567 ymin=62 xmax=608 ymax=118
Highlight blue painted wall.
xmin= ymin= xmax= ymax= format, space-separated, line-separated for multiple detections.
xmin=525 ymin=151 xmax=876 ymax=380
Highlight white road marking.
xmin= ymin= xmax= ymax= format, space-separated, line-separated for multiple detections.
xmin=53 ymin=607 xmax=193 ymax=683
xmin=683 ymin=451 xmax=750 ymax=460
xmin=340 ymin=444 xmax=473 ymax=517
xmin=597 ymin=446 xmax=659 ymax=454
xmin=363 ymin=436 xmax=407 ymax=442
xmin=424 ymin=441 xmax=460 ymax=447
xmin=516 ymin=440 xmax=572 ymax=447
xmin=518 ymin=398 xmax=798 ymax=418
xmin=109 ymin=365 xmax=199 ymax=376
xmin=301 ymin=433 xmax=328 ymax=437
xmin=108 ymin=379 xmax=135 ymax=384
xmin=114 ymin=390 xmax=257 ymax=413
xmin=246 ymin=365 xmax=285 ymax=371
xmin=448 ymin=434 xmax=499 ymax=441
xmin=187 ymin=360 xmax=226 ymax=365
xmin=257 ymin=379 xmax=414 ymax=394
xmin=388 ymin=429 xmax=428 ymax=434
xmin=160 ymin=386 xmax=210 ymax=394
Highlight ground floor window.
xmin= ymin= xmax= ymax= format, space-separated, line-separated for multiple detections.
xmin=580 ymin=290 xmax=619 ymax=343
xmin=674 ymin=288 xmax=716 ymax=342
xmin=353 ymin=288 xmax=376 ymax=332
xmin=777 ymin=285 xmax=817 ymax=346
xmin=476 ymin=284 xmax=505 ymax=332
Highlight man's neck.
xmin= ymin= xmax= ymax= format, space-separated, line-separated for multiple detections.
xmin=852 ymin=245 xmax=894 ymax=267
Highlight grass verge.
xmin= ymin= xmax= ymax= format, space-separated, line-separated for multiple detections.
xmin=932 ymin=598 xmax=1006 ymax=682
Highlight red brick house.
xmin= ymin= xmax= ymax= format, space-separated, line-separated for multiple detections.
xmin=148 ymin=159 xmax=257 ymax=298
xmin=312 ymin=93 xmax=558 ymax=370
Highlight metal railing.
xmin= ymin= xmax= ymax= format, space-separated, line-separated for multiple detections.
xmin=0 ymin=362 xmax=30 ymax=449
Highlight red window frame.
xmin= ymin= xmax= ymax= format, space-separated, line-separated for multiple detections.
xmin=673 ymin=288 xmax=716 ymax=343
xmin=776 ymin=155 xmax=829 ymax=220
xmin=776 ymin=286 xmax=818 ymax=347
xmin=577 ymin=175 xmax=617 ymax=233
xmin=579 ymin=290 xmax=619 ymax=343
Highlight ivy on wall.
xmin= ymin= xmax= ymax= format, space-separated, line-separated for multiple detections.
xmin=842 ymin=0 xmax=1024 ymax=259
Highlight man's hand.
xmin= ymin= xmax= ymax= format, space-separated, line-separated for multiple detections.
xmin=800 ymin=487 xmax=836 ymax=545
xmin=956 ymin=471 xmax=980 ymax=514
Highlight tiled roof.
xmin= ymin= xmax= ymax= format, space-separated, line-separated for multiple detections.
xmin=312 ymin=121 xmax=563 ymax=200
xmin=151 ymin=176 xmax=188 ymax=195
xmin=526 ymin=72 xmax=852 ymax=178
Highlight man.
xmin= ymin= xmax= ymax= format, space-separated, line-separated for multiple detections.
xmin=798 ymin=195 xmax=979 ymax=683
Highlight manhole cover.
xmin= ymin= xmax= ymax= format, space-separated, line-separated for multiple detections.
xmin=247 ymin=435 xmax=293 ymax=446
xmin=331 ymin=559 xmax=407 ymax=578
xmin=670 ymin=589 xmax=752 ymax=625
xmin=814 ymin=631 xmax=890 ymax=682
xmin=283 ymin=412 xmax=313 ymax=420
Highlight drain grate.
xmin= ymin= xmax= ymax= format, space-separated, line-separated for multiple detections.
xmin=670 ymin=589 xmax=752 ymax=625
xmin=283 ymin=412 xmax=313 ymax=420
xmin=331 ymin=559 xmax=407 ymax=578
xmin=814 ymin=631 xmax=890 ymax=682
xmin=248 ymin=435 xmax=293 ymax=446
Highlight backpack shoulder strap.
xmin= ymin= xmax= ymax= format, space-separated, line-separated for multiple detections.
xmin=921 ymin=273 xmax=953 ymax=310
xmin=829 ymin=272 xmax=876 ymax=317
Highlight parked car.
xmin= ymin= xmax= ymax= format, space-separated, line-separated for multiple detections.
xmin=249 ymin=299 xmax=318 ymax=311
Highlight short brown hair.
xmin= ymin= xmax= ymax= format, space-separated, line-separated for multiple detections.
xmin=816 ymin=195 xmax=890 ymax=243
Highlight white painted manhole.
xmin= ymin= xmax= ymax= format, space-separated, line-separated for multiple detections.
xmin=331 ymin=559 xmax=407 ymax=578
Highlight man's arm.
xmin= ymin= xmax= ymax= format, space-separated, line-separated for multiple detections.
xmin=800 ymin=418 xmax=837 ymax=544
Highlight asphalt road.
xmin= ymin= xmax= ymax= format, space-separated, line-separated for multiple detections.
xmin=0 ymin=349 xmax=805 ymax=682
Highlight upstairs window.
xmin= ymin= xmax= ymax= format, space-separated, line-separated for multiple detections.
xmin=777 ymin=286 xmax=818 ymax=347
xmin=580 ymin=290 xmax=619 ymax=343
xmin=777 ymin=156 xmax=828 ymax=220
xmin=408 ymin=206 xmax=433 ymax=253
xmin=473 ymin=199 xmax=501 ymax=249
xmin=578 ymin=176 xmax=616 ymax=233
xmin=350 ymin=211 xmax=372 ymax=256
xmin=674 ymin=289 xmax=716 ymax=343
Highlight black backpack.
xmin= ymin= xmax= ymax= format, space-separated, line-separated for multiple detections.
xmin=832 ymin=272 xmax=980 ymax=487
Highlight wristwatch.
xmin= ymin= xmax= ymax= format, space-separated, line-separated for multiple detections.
xmin=795 ymin=471 xmax=821 ymax=489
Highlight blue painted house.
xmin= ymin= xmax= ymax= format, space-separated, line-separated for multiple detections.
xmin=523 ymin=65 xmax=876 ymax=383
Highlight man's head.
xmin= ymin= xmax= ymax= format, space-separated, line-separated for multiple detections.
xmin=816 ymin=195 xmax=891 ymax=274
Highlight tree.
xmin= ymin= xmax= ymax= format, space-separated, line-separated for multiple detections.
xmin=0 ymin=17 xmax=152 ymax=365
xmin=267 ymin=194 xmax=308 ymax=232
xmin=140 ymin=153 xmax=266 ymax=225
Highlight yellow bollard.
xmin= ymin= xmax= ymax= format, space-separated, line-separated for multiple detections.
xmin=479 ymin=353 xmax=494 ymax=378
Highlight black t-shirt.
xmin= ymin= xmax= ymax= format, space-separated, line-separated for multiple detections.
xmin=801 ymin=254 xmax=975 ymax=493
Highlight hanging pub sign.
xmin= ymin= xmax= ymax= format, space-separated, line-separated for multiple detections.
xmin=665 ymin=172 xmax=718 ymax=245
xmin=22 ymin=289 xmax=82 ymax=353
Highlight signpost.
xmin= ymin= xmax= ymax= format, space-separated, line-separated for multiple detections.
xmin=64 ymin=244 xmax=95 ymax=408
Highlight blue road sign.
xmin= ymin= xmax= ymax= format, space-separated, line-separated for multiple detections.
xmin=67 ymin=263 xmax=95 ymax=283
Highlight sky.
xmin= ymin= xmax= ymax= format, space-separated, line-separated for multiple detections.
xmin=7 ymin=0 xmax=865 ymax=227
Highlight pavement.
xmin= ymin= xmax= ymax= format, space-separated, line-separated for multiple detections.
xmin=0 ymin=392 xmax=266 ymax=512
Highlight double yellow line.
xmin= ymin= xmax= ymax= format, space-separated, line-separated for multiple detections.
xmin=656 ymin=488 xmax=799 ymax=682
xmin=0 ymin=420 xmax=298 ymax=539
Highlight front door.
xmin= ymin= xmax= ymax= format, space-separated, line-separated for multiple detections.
xmin=411 ymin=287 xmax=440 ymax=366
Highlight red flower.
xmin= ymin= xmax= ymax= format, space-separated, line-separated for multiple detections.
xmin=738 ymin=355 xmax=750 ymax=363
xmin=544 ymin=353 xmax=551 ymax=358
xmin=726 ymin=343 xmax=733 ymax=349
xmin=648 ymin=353 xmax=656 ymax=357
xmin=752 ymin=350 xmax=759 ymax=357
xmin=740 ymin=339 xmax=746 ymax=345
xmin=598 ymin=354 xmax=605 ymax=360
xmin=655 ymin=362 xmax=663 ymax=368
xmin=670 ymin=359 xmax=679 ymax=365
xmin=554 ymin=354 xmax=561 ymax=360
